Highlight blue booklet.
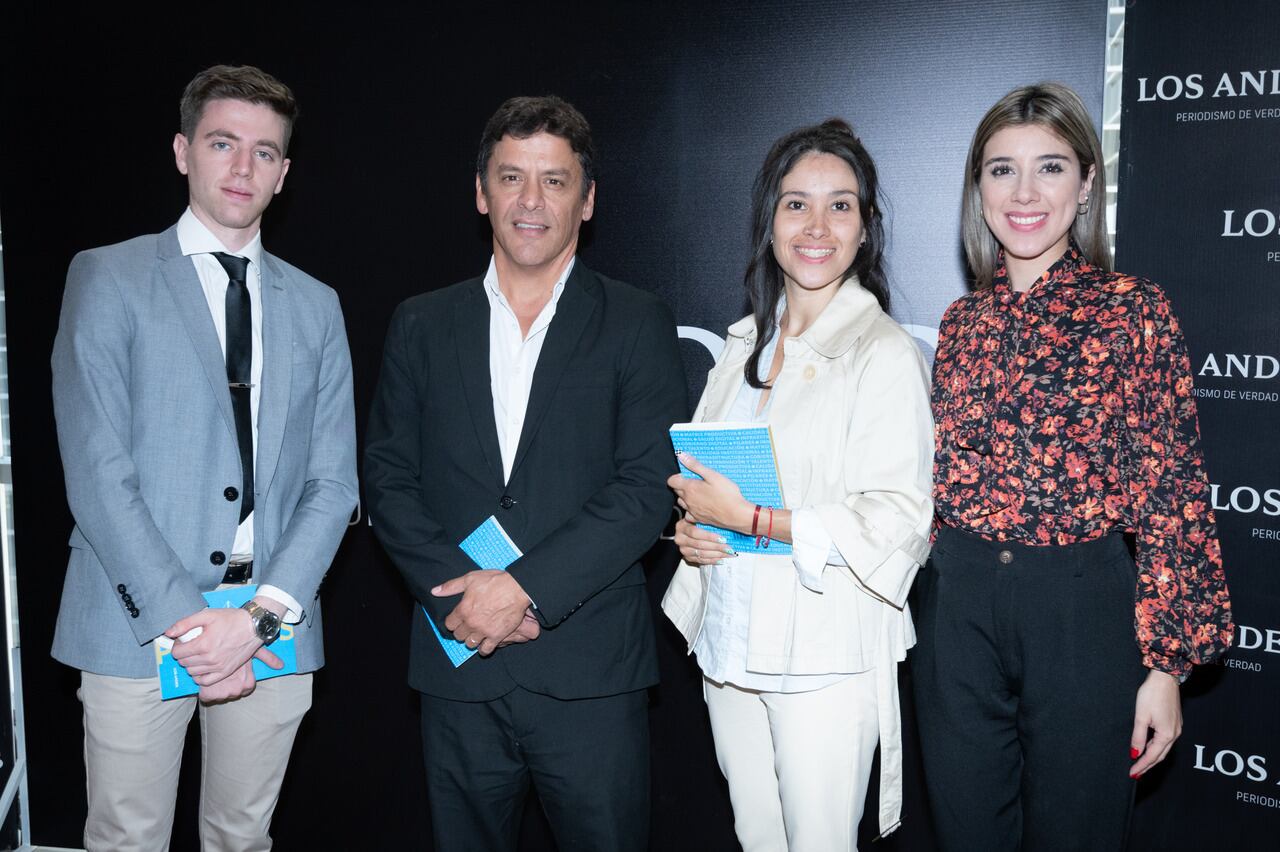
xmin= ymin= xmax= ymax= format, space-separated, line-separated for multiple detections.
xmin=154 ymin=584 xmax=298 ymax=700
xmin=423 ymin=515 xmax=523 ymax=667
xmin=669 ymin=422 xmax=791 ymax=556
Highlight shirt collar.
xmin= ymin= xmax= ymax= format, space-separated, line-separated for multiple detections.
xmin=483 ymin=254 xmax=575 ymax=307
xmin=727 ymin=276 xmax=883 ymax=358
xmin=992 ymin=241 xmax=1093 ymax=304
xmin=176 ymin=207 xmax=264 ymax=270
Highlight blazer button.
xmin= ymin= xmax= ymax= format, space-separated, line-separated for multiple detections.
xmin=129 ymin=608 xmax=140 ymax=619
xmin=210 ymin=551 xmax=226 ymax=566
xmin=998 ymin=550 xmax=1014 ymax=565
xmin=122 ymin=594 xmax=133 ymax=604
xmin=224 ymin=486 xmax=239 ymax=502
xmin=499 ymin=495 xmax=515 ymax=510
xmin=117 ymin=584 xmax=127 ymax=594
xmin=803 ymin=365 xmax=817 ymax=381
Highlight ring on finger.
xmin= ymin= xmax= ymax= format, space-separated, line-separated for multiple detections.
xmin=694 ymin=548 xmax=702 ymax=561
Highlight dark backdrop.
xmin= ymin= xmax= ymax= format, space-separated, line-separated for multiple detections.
xmin=1 ymin=2 xmax=1112 ymax=849
xmin=1117 ymin=1 xmax=1280 ymax=848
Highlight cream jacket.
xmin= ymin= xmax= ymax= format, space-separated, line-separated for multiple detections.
xmin=661 ymin=279 xmax=933 ymax=836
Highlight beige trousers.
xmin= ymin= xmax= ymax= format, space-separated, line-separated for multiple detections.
xmin=79 ymin=670 xmax=313 ymax=852
xmin=703 ymin=672 xmax=880 ymax=852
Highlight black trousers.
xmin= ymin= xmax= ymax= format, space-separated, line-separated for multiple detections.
xmin=912 ymin=525 xmax=1147 ymax=852
xmin=420 ymin=686 xmax=650 ymax=852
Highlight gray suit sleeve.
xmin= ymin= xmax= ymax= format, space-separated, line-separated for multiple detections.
xmin=257 ymin=288 xmax=359 ymax=604
xmin=51 ymin=250 xmax=206 ymax=644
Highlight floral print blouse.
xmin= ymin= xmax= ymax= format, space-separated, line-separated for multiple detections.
xmin=931 ymin=244 xmax=1233 ymax=676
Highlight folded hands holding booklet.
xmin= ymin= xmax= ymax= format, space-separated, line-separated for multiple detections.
xmin=423 ymin=515 xmax=524 ymax=667
xmin=154 ymin=584 xmax=297 ymax=700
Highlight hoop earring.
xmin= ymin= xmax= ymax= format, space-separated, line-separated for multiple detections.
xmin=1077 ymin=196 xmax=1091 ymax=216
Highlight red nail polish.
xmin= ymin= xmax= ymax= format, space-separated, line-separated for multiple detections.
xmin=1130 ymin=770 xmax=1142 ymax=779
xmin=1130 ymin=747 xmax=1140 ymax=760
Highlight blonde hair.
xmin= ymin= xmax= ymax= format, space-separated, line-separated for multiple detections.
xmin=961 ymin=82 xmax=1111 ymax=289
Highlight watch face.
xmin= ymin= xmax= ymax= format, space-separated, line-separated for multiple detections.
xmin=258 ymin=612 xmax=281 ymax=644
xmin=246 ymin=602 xmax=281 ymax=644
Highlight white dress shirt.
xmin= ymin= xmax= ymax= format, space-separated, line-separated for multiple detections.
xmin=176 ymin=208 xmax=303 ymax=622
xmin=483 ymin=255 xmax=575 ymax=483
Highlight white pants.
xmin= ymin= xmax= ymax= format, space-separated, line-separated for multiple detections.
xmin=79 ymin=670 xmax=313 ymax=852
xmin=703 ymin=672 xmax=880 ymax=852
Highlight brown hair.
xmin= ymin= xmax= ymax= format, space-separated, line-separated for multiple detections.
xmin=179 ymin=65 xmax=298 ymax=153
xmin=476 ymin=96 xmax=596 ymax=199
xmin=961 ymin=82 xmax=1110 ymax=289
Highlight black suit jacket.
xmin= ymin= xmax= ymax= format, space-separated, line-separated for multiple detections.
xmin=365 ymin=262 xmax=688 ymax=701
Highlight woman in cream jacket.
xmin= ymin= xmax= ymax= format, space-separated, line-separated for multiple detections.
xmin=662 ymin=119 xmax=933 ymax=851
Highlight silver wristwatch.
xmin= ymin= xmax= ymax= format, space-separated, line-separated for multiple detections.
xmin=242 ymin=600 xmax=282 ymax=645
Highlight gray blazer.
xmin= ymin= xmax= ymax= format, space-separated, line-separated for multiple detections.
xmin=50 ymin=224 xmax=358 ymax=678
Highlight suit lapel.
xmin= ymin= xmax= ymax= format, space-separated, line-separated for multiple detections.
xmin=255 ymin=254 xmax=292 ymax=490
xmin=509 ymin=263 xmax=599 ymax=481
xmin=158 ymin=229 xmax=237 ymax=440
xmin=454 ymin=282 xmax=505 ymax=487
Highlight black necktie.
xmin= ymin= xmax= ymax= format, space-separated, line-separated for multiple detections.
xmin=212 ymin=252 xmax=255 ymax=523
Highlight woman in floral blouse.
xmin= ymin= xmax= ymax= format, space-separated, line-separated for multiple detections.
xmin=913 ymin=82 xmax=1234 ymax=851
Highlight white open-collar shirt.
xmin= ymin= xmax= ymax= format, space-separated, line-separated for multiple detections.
xmin=483 ymin=255 xmax=574 ymax=484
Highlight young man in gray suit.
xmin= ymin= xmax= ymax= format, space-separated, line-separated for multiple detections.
xmin=50 ymin=65 xmax=357 ymax=851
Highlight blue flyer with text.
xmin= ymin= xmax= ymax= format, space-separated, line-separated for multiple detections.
xmin=670 ymin=421 xmax=791 ymax=556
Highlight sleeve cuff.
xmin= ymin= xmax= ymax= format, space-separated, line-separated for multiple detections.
xmin=1142 ymin=651 xmax=1191 ymax=680
xmin=791 ymin=509 xmax=833 ymax=592
xmin=256 ymin=585 xmax=304 ymax=624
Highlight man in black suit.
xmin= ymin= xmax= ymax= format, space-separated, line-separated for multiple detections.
xmin=364 ymin=96 xmax=686 ymax=851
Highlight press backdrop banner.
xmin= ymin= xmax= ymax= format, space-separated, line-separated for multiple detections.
xmin=1117 ymin=1 xmax=1280 ymax=848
